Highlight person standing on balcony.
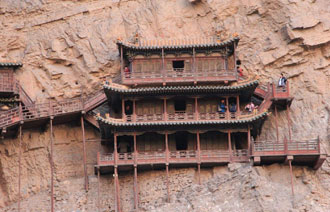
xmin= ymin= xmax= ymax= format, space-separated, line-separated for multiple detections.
xmin=218 ymin=99 xmax=226 ymax=113
xmin=237 ymin=65 xmax=243 ymax=77
xmin=124 ymin=66 xmax=131 ymax=78
xmin=278 ymin=73 xmax=287 ymax=87
xmin=229 ymin=102 xmax=237 ymax=112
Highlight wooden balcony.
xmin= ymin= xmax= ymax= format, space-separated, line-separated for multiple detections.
xmin=252 ymin=138 xmax=326 ymax=169
xmin=119 ymin=68 xmax=237 ymax=85
xmin=97 ymin=149 xmax=249 ymax=168
xmin=117 ymin=111 xmax=259 ymax=123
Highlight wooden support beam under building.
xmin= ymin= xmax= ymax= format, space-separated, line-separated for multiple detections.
xmin=247 ymin=126 xmax=251 ymax=156
xmin=313 ymin=154 xmax=327 ymax=170
xmin=50 ymin=116 xmax=54 ymax=212
xmin=81 ymin=115 xmax=88 ymax=191
xmin=113 ymin=133 xmax=121 ymax=212
xmin=274 ymin=106 xmax=279 ymax=143
xmin=97 ymin=167 xmax=100 ymax=212
xmin=286 ymin=104 xmax=292 ymax=141
xmin=228 ymin=131 xmax=232 ymax=162
xmin=18 ymin=124 xmax=22 ymax=212
xmin=288 ymin=159 xmax=294 ymax=199
xmin=253 ymin=156 xmax=261 ymax=165
xmin=133 ymin=133 xmax=139 ymax=210
xmin=166 ymin=164 xmax=170 ymax=203
xmin=196 ymin=131 xmax=201 ymax=184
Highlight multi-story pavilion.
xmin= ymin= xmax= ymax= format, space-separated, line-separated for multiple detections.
xmin=94 ymin=36 xmax=326 ymax=211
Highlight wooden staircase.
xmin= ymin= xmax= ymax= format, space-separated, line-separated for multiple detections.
xmin=0 ymin=89 xmax=107 ymax=137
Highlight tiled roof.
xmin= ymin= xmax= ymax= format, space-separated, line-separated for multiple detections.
xmin=104 ymin=79 xmax=259 ymax=95
xmin=0 ymin=62 xmax=22 ymax=67
xmin=117 ymin=37 xmax=239 ymax=51
xmin=96 ymin=111 xmax=269 ymax=127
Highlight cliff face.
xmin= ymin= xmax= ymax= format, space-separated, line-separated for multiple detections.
xmin=0 ymin=0 xmax=329 ymax=211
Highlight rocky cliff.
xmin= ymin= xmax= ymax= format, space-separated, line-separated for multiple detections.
xmin=0 ymin=0 xmax=329 ymax=211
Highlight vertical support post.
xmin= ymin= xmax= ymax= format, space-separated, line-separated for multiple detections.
xmin=194 ymin=97 xmax=198 ymax=120
xmin=287 ymin=81 xmax=290 ymax=96
xmin=133 ymin=133 xmax=138 ymax=210
xmin=226 ymin=97 xmax=229 ymax=119
xmin=286 ymin=104 xmax=292 ymax=142
xmin=165 ymin=132 xmax=170 ymax=202
xmin=233 ymin=42 xmax=237 ymax=80
xmin=114 ymin=166 xmax=121 ymax=212
xmin=120 ymin=46 xmax=124 ymax=79
xmin=247 ymin=126 xmax=251 ymax=156
xmin=289 ymin=160 xmax=295 ymax=198
xmin=133 ymin=99 xmax=136 ymax=122
xmin=18 ymin=124 xmax=22 ymax=212
xmin=80 ymin=115 xmax=88 ymax=191
xmin=97 ymin=167 xmax=100 ymax=212
xmin=193 ymin=47 xmax=197 ymax=83
xmin=134 ymin=166 xmax=138 ymax=211
xmin=197 ymin=131 xmax=201 ymax=185
xmin=50 ymin=117 xmax=54 ymax=212
xmin=228 ymin=131 xmax=232 ymax=162
xmin=163 ymin=98 xmax=167 ymax=121
xmin=274 ymin=106 xmax=279 ymax=143
xmin=19 ymin=102 xmax=23 ymax=121
xmin=236 ymin=95 xmax=240 ymax=116
xmin=166 ymin=164 xmax=170 ymax=203
xmin=122 ymin=99 xmax=125 ymax=120
xmin=162 ymin=48 xmax=165 ymax=79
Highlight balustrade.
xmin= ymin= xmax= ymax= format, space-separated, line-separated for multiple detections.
xmin=253 ymin=138 xmax=320 ymax=156
xmin=120 ymin=68 xmax=237 ymax=85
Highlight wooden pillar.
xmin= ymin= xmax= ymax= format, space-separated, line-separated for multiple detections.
xmin=18 ymin=124 xmax=22 ymax=212
xmin=289 ymin=160 xmax=295 ymax=198
xmin=228 ymin=131 xmax=232 ymax=162
xmin=133 ymin=133 xmax=138 ymax=210
xmin=194 ymin=97 xmax=198 ymax=120
xmin=80 ymin=115 xmax=88 ymax=191
xmin=286 ymin=104 xmax=292 ymax=142
xmin=166 ymin=164 xmax=170 ymax=203
xmin=165 ymin=132 xmax=170 ymax=202
xmin=236 ymin=95 xmax=240 ymax=116
xmin=163 ymin=98 xmax=167 ymax=121
xmin=274 ymin=106 xmax=279 ymax=143
xmin=122 ymin=99 xmax=125 ymax=120
xmin=162 ymin=48 xmax=165 ymax=79
xmin=225 ymin=97 xmax=229 ymax=119
xmin=233 ymin=42 xmax=237 ymax=80
xmin=114 ymin=166 xmax=121 ymax=212
xmin=133 ymin=99 xmax=136 ymax=122
xmin=247 ymin=126 xmax=251 ymax=156
xmin=114 ymin=133 xmax=121 ymax=212
xmin=50 ymin=116 xmax=54 ymax=212
xmin=193 ymin=47 xmax=196 ymax=83
xmin=197 ymin=131 xmax=201 ymax=184
xmin=120 ymin=46 xmax=124 ymax=75
xmin=134 ymin=166 xmax=138 ymax=211
xmin=97 ymin=167 xmax=100 ymax=212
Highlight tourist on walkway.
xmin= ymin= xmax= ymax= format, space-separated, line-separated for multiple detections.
xmin=218 ymin=99 xmax=226 ymax=113
xmin=278 ymin=73 xmax=287 ymax=87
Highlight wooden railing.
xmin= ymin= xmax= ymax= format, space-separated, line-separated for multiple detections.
xmin=167 ymin=112 xmax=195 ymax=120
xmin=120 ymin=68 xmax=237 ymax=85
xmin=0 ymin=90 xmax=106 ymax=129
xmin=253 ymin=138 xmax=320 ymax=156
xmin=169 ymin=150 xmax=197 ymax=159
xmin=98 ymin=149 xmax=250 ymax=165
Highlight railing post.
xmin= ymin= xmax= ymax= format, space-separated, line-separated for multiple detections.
xmin=121 ymin=99 xmax=125 ymax=121
xmin=272 ymin=83 xmax=276 ymax=98
xmin=284 ymin=137 xmax=288 ymax=155
xmin=274 ymin=106 xmax=279 ymax=143
xmin=287 ymin=81 xmax=290 ymax=96
xmin=19 ymin=102 xmax=23 ymax=121
xmin=317 ymin=136 xmax=320 ymax=153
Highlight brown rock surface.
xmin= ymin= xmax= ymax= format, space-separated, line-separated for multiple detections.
xmin=0 ymin=0 xmax=329 ymax=211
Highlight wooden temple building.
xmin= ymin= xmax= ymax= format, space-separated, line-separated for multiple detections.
xmin=0 ymin=37 xmax=327 ymax=212
xmin=94 ymin=37 xmax=327 ymax=211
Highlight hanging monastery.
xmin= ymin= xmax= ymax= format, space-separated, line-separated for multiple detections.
xmin=0 ymin=35 xmax=326 ymax=212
